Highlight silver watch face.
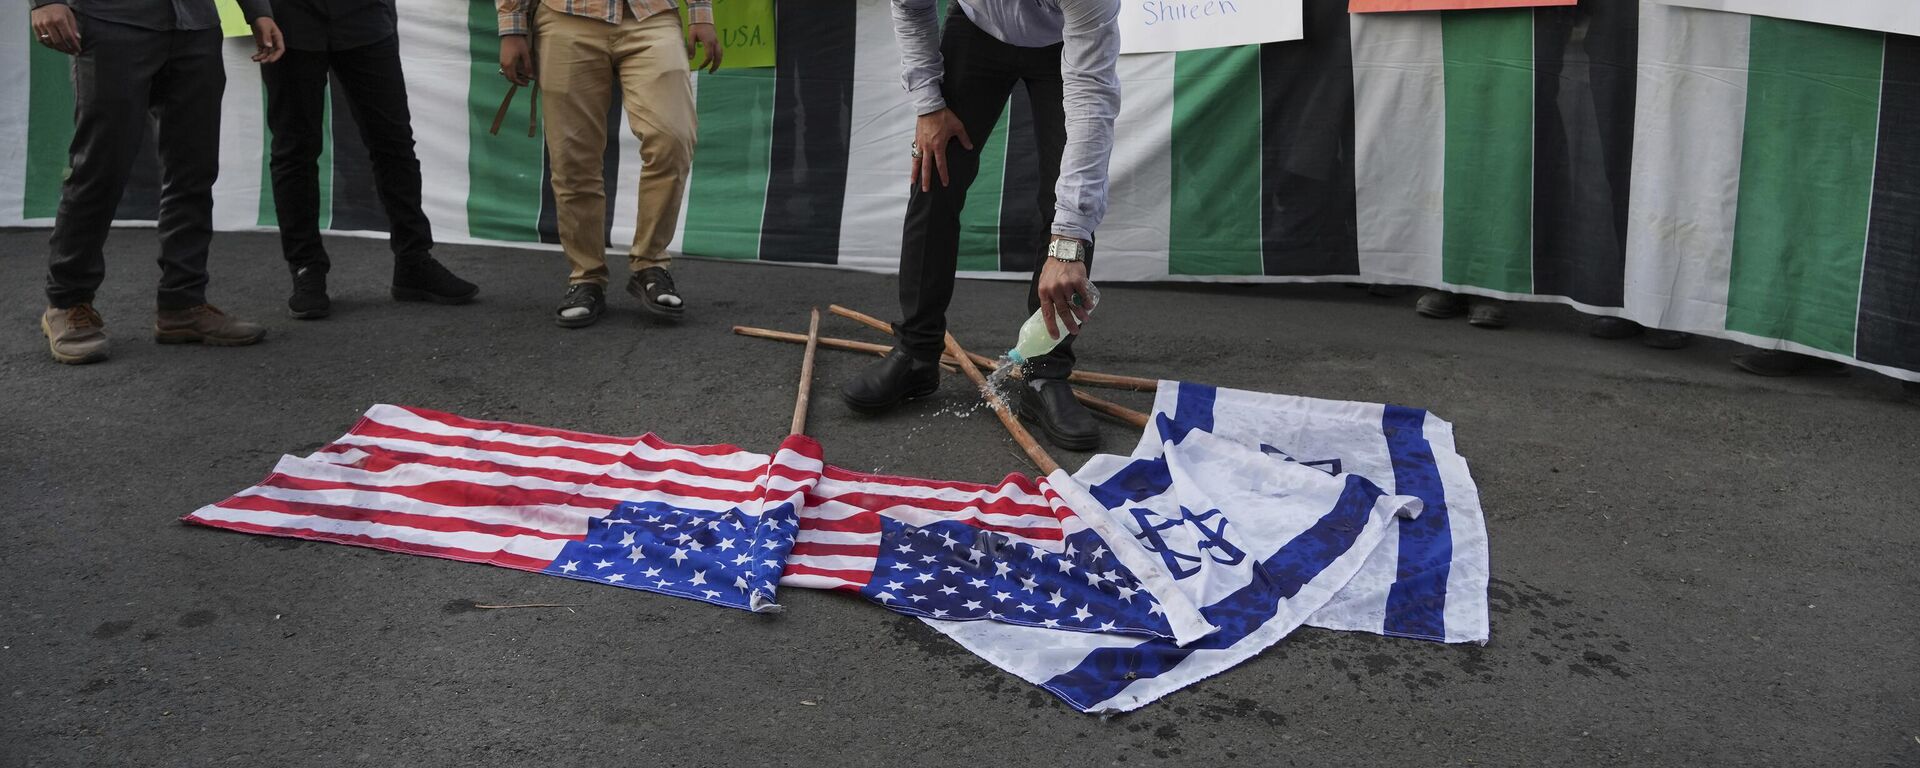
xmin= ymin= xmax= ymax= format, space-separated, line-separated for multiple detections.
xmin=1050 ymin=240 xmax=1082 ymax=262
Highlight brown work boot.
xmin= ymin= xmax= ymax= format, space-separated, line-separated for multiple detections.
xmin=154 ymin=304 xmax=266 ymax=347
xmin=41 ymin=304 xmax=111 ymax=365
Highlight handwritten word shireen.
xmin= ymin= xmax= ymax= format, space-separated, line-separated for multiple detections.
xmin=1141 ymin=0 xmax=1238 ymax=25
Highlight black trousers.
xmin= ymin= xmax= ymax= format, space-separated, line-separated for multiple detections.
xmin=262 ymin=34 xmax=432 ymax=274
xmin=896 ymin=8 xmax=1088 ymax=380
xmin=45 ymin=18 xmax=223 ymax=311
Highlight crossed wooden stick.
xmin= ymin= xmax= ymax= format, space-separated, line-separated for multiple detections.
xmin=750 ymin=304 xmax=1158 ymax=475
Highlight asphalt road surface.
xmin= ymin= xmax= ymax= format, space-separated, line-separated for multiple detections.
xmin=2 ymin=229 xmax=1915 ymax=767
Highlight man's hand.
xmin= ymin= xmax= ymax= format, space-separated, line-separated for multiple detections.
xmin=251 ymin=17 xmax=286 ymax=63
xmin=912 ymin=108 xmax=973 ymax=192
xmin=30 ymin=3 xmax=81 ymax=55
xmin=1036 ymin=238 xmax=1094 ymax=338
xmin=686 ymin=22 xmax=723 ymax=74
xmin=499 ymin=34 xmax=534 ymax=86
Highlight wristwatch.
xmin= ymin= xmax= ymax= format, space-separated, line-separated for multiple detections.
xmin=1048 ymin=238 xmax=1086 ymax=263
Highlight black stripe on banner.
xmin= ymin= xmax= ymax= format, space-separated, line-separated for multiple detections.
xmin=536 ymin=86 xmax=624 ymax=249
xmin=759 ymin=0 xmax=856 ymax=264
xmin=1259 ymin=0 xmax=1359 ymax=277
xmin=1857 ymin=33 xmax=1920 ymax=373
xmin=998 ymin=82 xmax=1045 ymax=274
xmin=1530 ymin=1 xmax=1638 ymax=306
xmin=114 ymin=126 xmax=160 ymax=221
xmin=328 ymin=74 xmax=387 ymax=233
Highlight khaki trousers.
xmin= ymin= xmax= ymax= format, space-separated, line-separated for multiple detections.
xmin=535 ymin=5 xmax=696 ymax=286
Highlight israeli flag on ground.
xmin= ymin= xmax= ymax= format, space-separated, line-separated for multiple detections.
xmin=926 ymin=382 xmax=1491 ymax=714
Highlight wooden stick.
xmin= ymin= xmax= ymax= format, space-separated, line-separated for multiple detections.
xmin=736 ymin=325 xmax=1145 ymax=426
xmin=732 ymin=326 xmax=960 ymax=372
xmin=828 ymin=304 xmax=1159 ymax=392
xmin=944 ymin=331 xmax=1060 ymax=476
xmin=1075 ymin=389 xmax=1149 ymax=429
xmin=790 ymin=308 xmax=822 ymax=436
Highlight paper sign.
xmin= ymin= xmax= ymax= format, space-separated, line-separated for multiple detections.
xmin=1118 ymin=0 xmax=1303 ymax=55
xmin=684 ymin=0 xmax=777 ymax=70
xmin=215 ymin=0 xmax=251 ymax=37
xmin=1654 ymin=0 xmax=1919 ymax=37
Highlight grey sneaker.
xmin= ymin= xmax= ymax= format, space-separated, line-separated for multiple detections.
xmin=41 ymin=304 xmax=110 ymax=365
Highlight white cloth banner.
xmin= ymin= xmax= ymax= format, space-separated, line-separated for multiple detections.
xmin=930 ymin=381 xmax=1490 ymax=713
xmin=1118 ymin=0 xmax=1303 ymax=54
xmin=1653 ymin=0 xmax=1920 ymax=37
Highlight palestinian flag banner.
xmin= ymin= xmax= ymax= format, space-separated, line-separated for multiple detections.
xmin=2 ymin=0 xmax=1915 ymax=382
xmin=1351 ymin=1 xmax=1575 ymax=12
xmin=1654 ymin=0 xmax=1920 ymax=38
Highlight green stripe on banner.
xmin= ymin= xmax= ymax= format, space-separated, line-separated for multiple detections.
xmin=466 ymin=1 xmax=545 ymax=242
xmin=259 ymin=85 xmax=335 ymax=228
xmin=1441 ymin=10 xmax=1534 ymax=294
xmin=1170 ymin=45 xmax=1262 ymax=276
xmin=958 ymin=108 xmax=1010 ymax=273
xmin=684 ymin=68 xmax=776 ymax=260
xmin=1727 ymin=18 xmax=1883 ymax=354
xmin=25 ymin=42 xmax=74 ymax=220
xmin=261 ymin=85 xmax=336 ymax=228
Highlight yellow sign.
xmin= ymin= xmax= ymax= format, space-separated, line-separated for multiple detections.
xmin=215 ymin=0 xmax=251 ymax=37
xmin=683 ymin=0 xmax=776 ymax=70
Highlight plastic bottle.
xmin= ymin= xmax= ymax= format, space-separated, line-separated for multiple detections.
xmin=1006 ymin=283 xmax=1100 ymax=364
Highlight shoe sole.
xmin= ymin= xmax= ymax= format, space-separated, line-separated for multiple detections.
xmin=627 ymin=281 xmax=686 ymax=320
xmin=153 ymin=329 xmax=266 ymax=347
xmin=555 ymin=306 xmax=603 ymax=329
xmin=1467 ymin=316 xmax=1509 ymax=329
xmin=1642 ymin=335 xmax=1692 ymax=351
xmin=392 ymin=286 xmax=478 ymax=305
xmin=1015 ymin=393 xmax=1102 ymax=452
xmin=288 ymin=306 xmax=331 ymax=320
xmin=1416 ymin=304 xmax=1466 ymax=319
xmin=842 ymin=380 xmax=940 ymax=413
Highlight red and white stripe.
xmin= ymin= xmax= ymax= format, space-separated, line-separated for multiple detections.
xmin=778 ymin=467 xmax=1086 ymax=592
xmin=186 ymin=405 xmax=1092 ymax=597
xmin=184 ymin=405 xmax=803 ymax=574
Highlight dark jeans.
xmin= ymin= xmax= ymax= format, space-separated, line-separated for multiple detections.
xmin=45 ymin=17 xmax=223 ymax=311
xmin=262 ymin=33 xmax=431 ymax=273
xmin=896 ymin=8 xmax=1087 ymax=380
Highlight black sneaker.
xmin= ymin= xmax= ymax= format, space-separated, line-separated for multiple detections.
xmin=288 ymin=266 xmax=330 ymax=320
xmin=555 ymin=283 xmax=606 ymax=329
xmin=1017 ymin=379 xmax=1101 ymax=452
xmin=1466 ymin=299 xmax=1510 ymax=329
xmin=629 ymin=266 xmax=685 ymax=319
xmin=392 ymin=256 xmax=479 ymax=305
xmin=842 ymin=349 xmax=940 ymax=412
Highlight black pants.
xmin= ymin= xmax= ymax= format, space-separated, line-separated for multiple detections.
xmin=896 ymin=8 xmax=1087 ymax=380
xmin=262 ymin=34 xmax=432 ymax=274
xmin=45 ymin=18 xmax=223 ymax=311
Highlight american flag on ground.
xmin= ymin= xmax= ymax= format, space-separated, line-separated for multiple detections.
xmin=185 ymin=405 xmax=1198 ymax=639
xmin=185 ymin=385 xmax=1488 ymax=714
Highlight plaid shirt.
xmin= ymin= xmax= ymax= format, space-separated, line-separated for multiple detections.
xmin=497 ymin=0 xmax=713 ymax=36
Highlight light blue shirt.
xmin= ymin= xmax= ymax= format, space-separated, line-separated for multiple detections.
xmin=892 ymin=0 xmax=1122 ymax=241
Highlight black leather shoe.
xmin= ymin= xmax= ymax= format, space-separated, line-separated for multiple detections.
xmin=630 ymin=266 xmax=685 ymax=319
xmin=287 ymin=266 xmax=330 ymax=320
xmin=555 ymin=283 xmax=605 ymax=329
xmin=1589 ymin=316 xmax=1643 ymax=339
xmin=1018 ymin=379 xmax=1101 ymax=452
xmin=393 ymin=256 xmax=479 ymax=305
xmin=843 ymin=349 xmax=940 ymax=412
